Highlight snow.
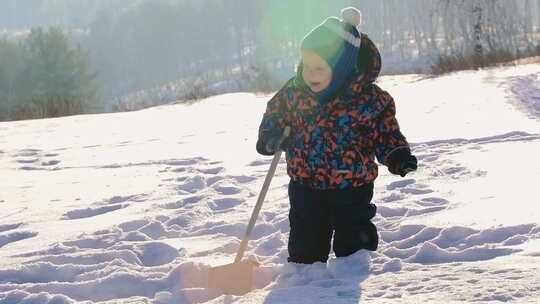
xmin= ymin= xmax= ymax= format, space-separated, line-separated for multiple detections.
xmin=1 ymin=62 xmax=540 ymax=303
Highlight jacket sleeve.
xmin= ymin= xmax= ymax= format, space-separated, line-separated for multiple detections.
xmin=256 ymin=83 xmax=290 ymax=155
xmin=370 ymin=89 xmax=410 ymax=166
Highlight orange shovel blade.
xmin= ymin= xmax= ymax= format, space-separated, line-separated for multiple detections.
xmin=208 ymin=260 xmax=258 ymax=296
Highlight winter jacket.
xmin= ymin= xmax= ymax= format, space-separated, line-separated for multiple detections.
xmin=257 ymin=34 xmax=410 ymax=190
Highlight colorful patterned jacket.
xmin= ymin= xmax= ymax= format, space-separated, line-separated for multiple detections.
xmin=257 ymin=34 xmax=410 ymax=190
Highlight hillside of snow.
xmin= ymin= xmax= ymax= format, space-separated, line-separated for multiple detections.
xmin=1 ymin=62 xmax=539 ymax=304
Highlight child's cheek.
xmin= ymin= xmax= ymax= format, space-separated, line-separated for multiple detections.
xmin=322 ymin=74 xmax=332 ymax=89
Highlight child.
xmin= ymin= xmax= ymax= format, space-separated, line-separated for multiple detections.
xmin=256 ymin=7 xmax=417 ymax=264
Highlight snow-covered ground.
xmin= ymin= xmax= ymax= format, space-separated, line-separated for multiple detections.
xmin=1 ymin=62 xmax=539 ymax=304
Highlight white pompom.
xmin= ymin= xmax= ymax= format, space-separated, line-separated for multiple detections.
xmin=340 ymin=7 xmax=362 ymax=27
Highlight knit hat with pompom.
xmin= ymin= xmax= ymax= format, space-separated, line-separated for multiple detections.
xmin=300 ymin=7 xmax=363 ymax=101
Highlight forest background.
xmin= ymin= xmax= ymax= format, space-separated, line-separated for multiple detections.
xmin=1 ymin=0 xmax=539 ymax=120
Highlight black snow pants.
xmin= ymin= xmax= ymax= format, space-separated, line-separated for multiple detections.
xmin=287 ymin=180 xmax=378 ymax=264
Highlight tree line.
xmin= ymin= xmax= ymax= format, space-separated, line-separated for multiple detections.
xmin=81 ymin=0 xmax=540 ymax=108
xmin=0 ymin=28 xmax=97 ymax=121
xmin=0 ymin=0 xmax=539 ymax=120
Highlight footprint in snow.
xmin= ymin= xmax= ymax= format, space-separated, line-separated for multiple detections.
xmin=380 ymin=224 xmax=537 ymax=264
xmin=381 ymin=192 xmax=407 ymax=203
xmin=400 ymin=187 xmax=434 ymax=195
xmin=36 ymin=248 xmax=142 ymax=266
xmin=0 ymin=231 xmax=38 ymax=248
xmin=16 ymin=158 xmax=39 ymax=164
xmin=206 ymin=175 xmax=224 ymax=186
xmin=443 ymin=165 xmax=470 ymax=176
xmin=100 ymin=194 xmax=147 ymax=205
xmin=229 ymin=175 xmax=257 ymax=184
xmin=63 ymin=233 xmax=121 ymax=250
xmin=14 ymin=149 xmax=40 ymax=157
xmin=137 ymin=221 xmax=175 ymax=240
xmin=0 ymin=223 xmax=23 ymax=233
xmin=407 ymin=205 xmax=447 ymax=216
xmin=377 ymin=206 xmax=409 ymax=218
xmin=42 ymin=160 xmax=61 ymax=166
xmin=165 ymin=157 xmax=206 ymax=167
xmin=198 ymin=167 xmax=224 ymax=175
xmin=248 ymin=159 xmax=272 ymax=166
xmin=416 ymin=197 xmax=449 ymax=207
xmin=180 ymin=195 xmax=206 ymax=206
xmin=380 ymin=224 xmax=426 ymax=243
xmin=208 ymin=198 xmax=245 ymax=211
xmin=159 ymin=195 xmax=205 ymax=210
xmin=387 ymin=179 xmax=416 ymax=190
xmin=388 ymin=182 xmax=434 ymax=195
xmin=404 ymin=242 xmax=519 ymax=264
xmin=118 ymin=219 xmax=151 ymax=232
xmin=171 ymin=167 xmax=187 ymax=173
xmin=18 ymin=166 xmax=47 ymax=171
xmin=166 ymin=215 xmax=193 ymax=229
xmin=212 ymin=181 xmax=242 ymax=195
xmin=63 ymin=204 xmax=126 ymax=220
xmin=177 ymin=176 xmax=206 ymax=194
xmin=416 ymin=153 xmax=440 ymax=162
xmin=115 ymin=242 xmax=181 ymax=266
xmin=0 ymin=260 xmax=114 ymax=284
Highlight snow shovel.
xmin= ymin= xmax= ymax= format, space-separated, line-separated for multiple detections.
xmin=208 ymin=126 xmax=291 ymax=295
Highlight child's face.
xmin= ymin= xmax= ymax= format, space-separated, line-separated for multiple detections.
xmin=301 ymin=50 xmax=332 ymax=93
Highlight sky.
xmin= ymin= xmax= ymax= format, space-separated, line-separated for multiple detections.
xmin=0 ymin=61 xmax=539 ymax=303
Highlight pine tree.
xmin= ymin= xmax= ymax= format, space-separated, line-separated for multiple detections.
xmin=0 ymin=39 xmax=24 ymax=118
xmin=19 ymin=27 xmax=98 ymax=118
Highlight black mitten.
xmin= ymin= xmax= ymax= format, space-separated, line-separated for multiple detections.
xmin=256 ymin=130 xmax=291 ymax=155
xmin=387 ymin=148 xmax=418 ymax=177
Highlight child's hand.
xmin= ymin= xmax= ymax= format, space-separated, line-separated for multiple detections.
xmin=387 ymin=149 xmax=418 ymax=177
xmin=257 ymin=128 xmax=291 ymax=155
xmin=265 ymin=134 xmax=291 ymax=154
xmin=397 ymin=155 xmax=418 ymax=177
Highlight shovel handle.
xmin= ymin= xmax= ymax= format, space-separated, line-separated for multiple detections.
xmin=234 ymin=126 xmax=291 ymax=263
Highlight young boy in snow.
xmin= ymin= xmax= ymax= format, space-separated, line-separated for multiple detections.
xmin=256 ymin=8 xmax=418 ymax=264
